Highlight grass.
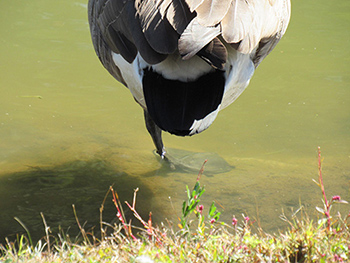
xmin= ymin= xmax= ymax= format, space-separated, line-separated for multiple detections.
xmin=0 ymin=147 xmax=349 ymax=262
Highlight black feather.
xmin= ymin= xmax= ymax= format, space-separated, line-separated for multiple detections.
xmin=142 ymin=68 xmax=225 ymax=136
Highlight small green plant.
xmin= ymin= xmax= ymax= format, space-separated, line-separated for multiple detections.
xmin=180 ymin=161 xmax=205 ymax=226
xmin=180 ymin=178 xmax=205 ymax=230
xmin=208 ymin=201 xmax=221 ymax=224
xmin=179 ymin=160 xmax=222 ymax=235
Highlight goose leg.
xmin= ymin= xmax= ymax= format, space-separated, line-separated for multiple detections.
xmin=143 ymin=110 xmax=165 ymax=158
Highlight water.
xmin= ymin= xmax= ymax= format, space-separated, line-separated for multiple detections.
xmin=0 ymin=0 xmax=349 ymax=242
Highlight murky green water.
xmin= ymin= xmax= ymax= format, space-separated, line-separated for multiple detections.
xmin=1 ymin=0 xmax=349 ymax=242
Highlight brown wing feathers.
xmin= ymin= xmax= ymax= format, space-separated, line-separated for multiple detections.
xmin=221 ymin=0 xmax=254 ymax=44
xmin=164 ymin=0 xmax=195 ymax=33
xmin=195 ymin=0 xmax=232 ymax=26
xmin=136 ymin=0 xmax=179 ymax=54
xmin=90 ymin=0 xmax=289 ymax=69
xmin=182 ymin=0 xmax=290 ymax=65
xmin=98 ymin=0 xmax=138 ymax=62
xmin=123 ymin=1 xmax=167 ymax=64
xmin=180 ymin=0 xmax=256 ymax=59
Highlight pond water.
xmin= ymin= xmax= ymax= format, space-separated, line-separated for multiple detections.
xmin=0 ymin=0 xmax=349 ymax=242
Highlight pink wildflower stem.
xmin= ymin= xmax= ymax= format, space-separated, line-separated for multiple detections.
xmin=197 ymin=159 xmax=207 ymax=181
xmin=111 ymin=188 xmax=125 ymax=225
xmin=110 ymin=187 xmax=137 ymax=239
xmin=318 ymin=147 xmax=330 ymax=229
xmin=125 ymin=201 xmax=162 ymax=243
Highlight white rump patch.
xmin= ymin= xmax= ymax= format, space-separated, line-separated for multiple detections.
xmin=151 ymin=53 xmax=214 ymax=82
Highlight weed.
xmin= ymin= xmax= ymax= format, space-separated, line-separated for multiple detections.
xmin=313 ymin=147 xmax=348 ymax=232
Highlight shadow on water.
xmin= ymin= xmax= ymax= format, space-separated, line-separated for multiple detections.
xmin=0 ymin=159 xmax=154 ymax=244
xmin=151 ymin=148 xmax=234 ymax=177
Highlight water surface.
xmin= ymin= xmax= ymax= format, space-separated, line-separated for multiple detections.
xmin=0 ymin=0 xmax=349 ymax=242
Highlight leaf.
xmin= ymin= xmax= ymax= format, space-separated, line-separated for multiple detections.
xmin=214 ymin=212 xmax=221 ymax=221
xmin=312 ymin=178 xmax=320 ymax=187
xmin=191 ymin=190 xmax=196 ymax=199
xmin=315 ymin=206 xmax=325 ymax=214
xmin=186 ymin=185 xmax=191 ymax=200
xmin=335 ymin=200 xmax=349 ymax=204
xmin=197 ymin=188 xmax=205 ymax=199
xmin=182 ymin=201 xmax=187 ymax=216
xmin=193 ymin=181 xmax=200 ymax=192
xmin=208 ymin=202 xmax=217 ymax=217
xmin=317 ymin=218 xmax=327 ymax=227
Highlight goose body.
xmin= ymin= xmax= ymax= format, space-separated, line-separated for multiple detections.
xmin=88 ymin=0 xmax=291 ymax=157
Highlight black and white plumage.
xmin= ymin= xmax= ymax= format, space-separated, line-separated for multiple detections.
xmin=88 ymin=0 xmax=291 ymax=157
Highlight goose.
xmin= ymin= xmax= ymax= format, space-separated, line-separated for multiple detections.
xmin=88 ymin=0 xmax=291 ymax=158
